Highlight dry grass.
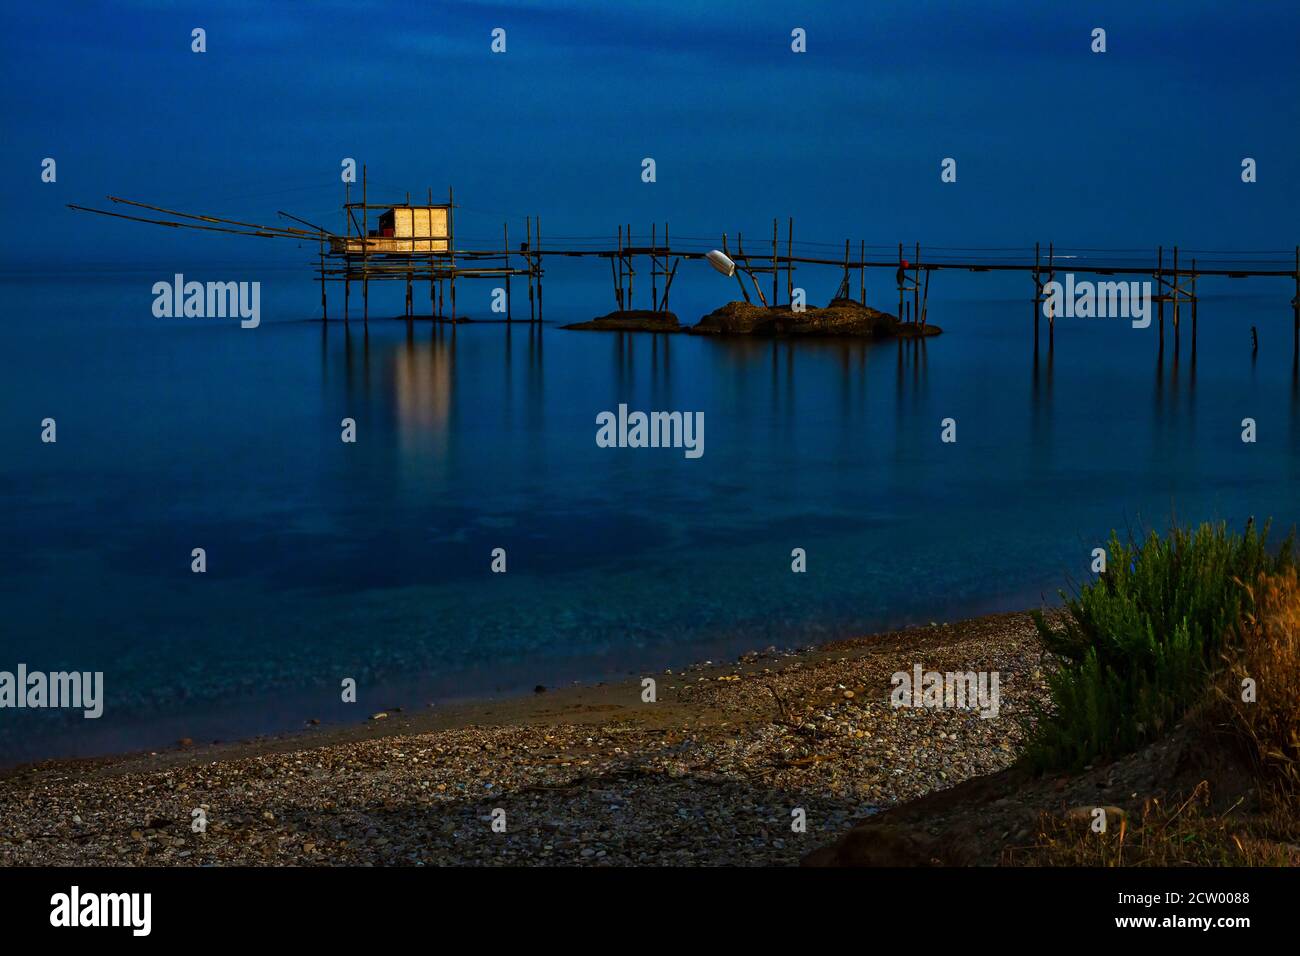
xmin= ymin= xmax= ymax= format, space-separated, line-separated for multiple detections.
xmin=1218 ymin=569 xmax=1300 ymax=793
xmin=1009 ymin=572 xmax=1300 ymax=867
xmin=1004 ymin=781 xmax=1300 ymax=867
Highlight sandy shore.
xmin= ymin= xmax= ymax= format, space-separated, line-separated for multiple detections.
xmin=0 ymin=612 xmax=1048 ymax=866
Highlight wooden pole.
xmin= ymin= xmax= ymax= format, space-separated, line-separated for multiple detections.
xmin=652 ymin=222 xmax=658 ymax=312
xmin=344 ymin=180 xmax=350 ymax=324
xmin=449 ymin=186 xmax=456 ymax=324
xmin=319 ymin=235 xmax=327 ymax=321
xmin=1033 ymin=241 xmax=1040 ymax=351
xmin=362 ymin=164 xmax=369 ymax=324
xmin=1191 ymin=257 xmax=1198 ymax=351
xmin=920 ymin=266 xmax=931 ymax=327
xmin=436 ymin=188 xmax=441 ymax=319
xmin=787 ymin=218 xmax=793 ymax=305
xmin=897 ymin=242 xmax=904 ymax=322
xmin=772 ymin=219 xmax=779 ymax=307
xmin=859 ymin=239 xmax=866 ymax=305
xmin=526 ymin=216 xmax=535 ymax=322
xmin=609 ymin=248 xmax=620 ymax=309
xmin=1172 ymin=245 xmax=1180 ymax=350
xmin=536 ymin=216 xmax=543 ymax=323
xmin=663 ymin=221 xmax=670 ymax=312
xmin=722 ymin=233 xmax=750 ymax=303
xmin=738 ymin=232 xmax=768 ymax=307
xmin=504 ymin=221 xmax=512 ymax=322
xmin=841 ymin=238 xmax=850 ymax=300
xmin=1047 ymin=241 xmax=1054 ymax=349
xmin=913 ymin=242 xmax=920 ymax=326
xmin=1157 ymin=245 xmax=1164 ymax=351
xmin=662 ymin=259 xmax=679 ymax=312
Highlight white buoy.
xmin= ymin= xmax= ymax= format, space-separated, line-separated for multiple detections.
xmin=705 ymin=250 xmax=736 ymax=277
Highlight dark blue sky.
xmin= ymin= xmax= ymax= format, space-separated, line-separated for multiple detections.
xmin=3 ymin=0 xmax=1297 ymax=268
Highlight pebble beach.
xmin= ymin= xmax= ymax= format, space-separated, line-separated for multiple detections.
xmin=0 ymin=612 xmax=1049 ymax=866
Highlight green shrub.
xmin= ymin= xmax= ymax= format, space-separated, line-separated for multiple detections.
xmin=1027 ymin=521 xmax=1294 ymax=771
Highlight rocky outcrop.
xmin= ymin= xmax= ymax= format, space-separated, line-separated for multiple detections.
xmin=691 ymin=299 xmax=941 ymax=339
xmin=562 ymin=310 xmax=682 ymax=332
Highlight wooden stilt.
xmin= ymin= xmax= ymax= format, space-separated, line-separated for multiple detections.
xmin=786 ymin=218 xmax=793 ymax=305
xmin=1033 ymin=241 xmax=1040 ymax=351
xmin=663 ymin=221 xmax=670 ymax=312
xmin=651 ymin=222 xmax=658 ymax=312
xmin=319 ymin=236 xmax=327 ymax=321
xmin=449 ymin=186 xmax=456 ymax=324
xmin=772 ymin=219 xmax=779 ymax=307
xmin=1047 ymin=242 xmax=1054 ymax=349
xmin=1173 ymin=245 xmax=1180 ymax=350
xmin=722 ymin=233 xmax=749 ymax=303
xmin=897 ymin=242 xmax=905 ymax=323
xmin=738 ymin=232 xmax=767 ymax=306
xmin=362 ymin=164 xmax=369 ymax=324
xmin=913 ymin=242 xmax=920 ymax=326
xmin=434 ymin=188 xmax=444 ymax=319
xmin=1157 ymin=245 xmax=1164 ymax=351
xmin=859 ymin=240 xmax=866 ymax=305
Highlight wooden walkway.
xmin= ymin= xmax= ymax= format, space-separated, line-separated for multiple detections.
xmin=68 ymin=180 xmax=1299 ymax=354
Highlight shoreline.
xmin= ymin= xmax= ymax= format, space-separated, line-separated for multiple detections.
xmin=0 ymin=611 xmax=1048 ymax=865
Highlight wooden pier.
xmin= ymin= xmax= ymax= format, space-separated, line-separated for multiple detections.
xmin=68 ymin=173 xmax=1300 ymax=354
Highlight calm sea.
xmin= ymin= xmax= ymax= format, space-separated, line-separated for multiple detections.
xmin=2 ymin=261 xmax=1297 ymax=763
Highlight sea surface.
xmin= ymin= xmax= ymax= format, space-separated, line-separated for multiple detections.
xmin=2 ymin=262 xmax=1298 ymax=764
